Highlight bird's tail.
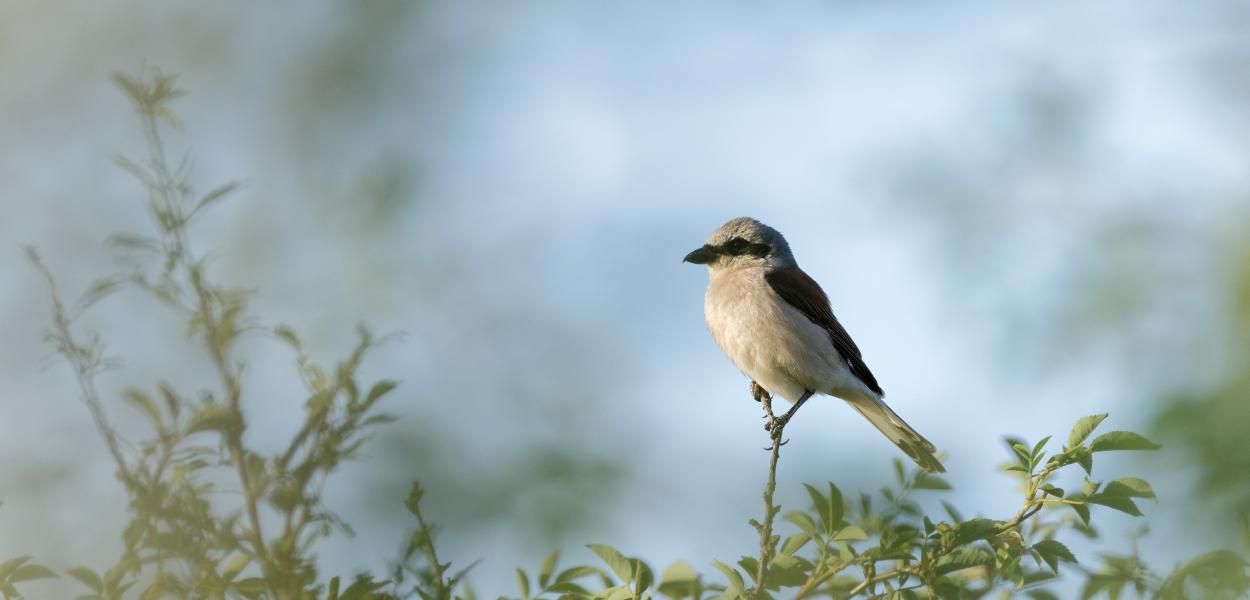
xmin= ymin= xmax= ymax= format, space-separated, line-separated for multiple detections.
xmin=846 ymin=394 xmax=945 ymax=473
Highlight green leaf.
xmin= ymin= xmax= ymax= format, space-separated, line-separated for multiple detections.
xmin=554 ymin=566 xmax=602 ymax=584
xmin=185 ymin=404 xmax=236 ymax=435
xmin=833 ymin=525 xmax=868 ymax=542
xmin=1032 ymin=539 xmax=1077 ymax=574
xmin=735 ymin=557 xmax=758 ymax=583
xmin=1031 ymin=435 xmax=1052 ymax=461
xmin=193 ymin=181 xmax=239 ymax=214
xmin=659 ymin=561 xmax=697 ymax=586
xmin=123 ymin=389 xmax=164 ymax=431
xmin=953 ymin=519 xmax=1000 ymax=545
xmin=221 ymin=554 xmax=250 ymax=582
xmin=780 ymin=532 xmax=812 ymax=556
xmin=710 ymin=560 xmax=744 ymax=593
xmin=1077 ymin=449 xmax=1093 ymax=474
xmin=66 ymin=566 xmax=103 ymax=592
xmin=0 ymin=556 xmax=31 ymax=582
xmin=538 ymin=550 xmax=559 ymax=588
xmin=1069 ymin=501 xmax=1091 ymax=525
xmin=913 ymin=472 xmax=952 ymax=491
xmin=1067 ymin=413 xmax=1109 ymax=448
xmin=1086 ymin=493 xmax=1143 ymax=517
xmin=274 ymin=325 xmax=302 ymax=350
xmin=364 ymin=380 xmax=399 ymax=407
xmin=9 ymin=563 xmax=57 ymax=583
xmin=826 ymin=482 xmax=844 ymax=528
xmin=802 ymin=483 xmax=843 ymax=537
xmin=631 ymin=559 xmax=654 ymax=594
xmin=516 ymin=568 xmax=530 ymax=599
xmin=1102 ymin=477 xmax=1156 ymax=501
xmin=783 ymin=511 xmax=818 ymax=536
xmin=764 ymin=554 xmax=812 ymax=590
xmin=934 ymin=546 xmax=995 ymax=576
xmin=587 ymin=544 xmax=633 ymax=583
xmin=1088 ymin=431 xmax=1160 ymax=453
xmin=604 ymin=585 xmax=633 ymax=600
xmin=404 ymin=481 xmax=424 ymax=517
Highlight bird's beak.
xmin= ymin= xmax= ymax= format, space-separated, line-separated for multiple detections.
xmin=683 ymin=245 xmax=715 ymax=264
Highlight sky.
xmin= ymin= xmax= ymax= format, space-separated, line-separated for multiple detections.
xmin=2 ymin=1 xmax=1247 ymax=596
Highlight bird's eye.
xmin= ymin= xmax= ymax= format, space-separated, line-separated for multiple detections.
xmin=725 ymin=238 xmax=749 ymax=254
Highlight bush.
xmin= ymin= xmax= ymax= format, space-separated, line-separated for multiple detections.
xmin=10 ymin=69 xmax=1249 ymax=600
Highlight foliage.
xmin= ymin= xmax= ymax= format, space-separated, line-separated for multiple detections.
xmin=9 ymin=69 xmax=1249 ymax=599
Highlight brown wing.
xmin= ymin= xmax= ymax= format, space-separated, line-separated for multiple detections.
xmin=765 ymin=267 xmax=884 ymax=396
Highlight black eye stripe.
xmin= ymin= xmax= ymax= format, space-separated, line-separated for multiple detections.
xmin=722 ymin=237 xmax=770 ymax=257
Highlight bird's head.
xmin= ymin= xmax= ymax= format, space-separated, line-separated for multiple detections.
xmin=683 ymin=217 xmax=795 ymax=271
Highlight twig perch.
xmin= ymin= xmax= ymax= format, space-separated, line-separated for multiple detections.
xmin=750 ymin=382 xmax=785 ymax=598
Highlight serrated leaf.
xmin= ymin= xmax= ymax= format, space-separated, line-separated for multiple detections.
xmin=1077 ymin=449 xmax=1093 ymax=474
xmin=538 ymin=550 xmax=559 ymax=588
xmin=1102 ymin=477 xmax=1155 ymax=500
xmin=1069 ymin=501 xmax=1091 ymax=525
xmin=1067 ymin=414 xmax=1109 ymax=449
xmin=1086 ymin=494 xmax=1143 ymax=517
xmin=1031 ymin=435 xmax=1052 ymax=460
xmin=1032 ymin=539 xmax=1077 ymax=574
xmin=588 ymin=544 xmax=633 ymax=583
xmin=1088 ymin=431 xmax=1160 ymax=453
xmin=954 ymin=519 xmax=999 ymax=545
xmin=935 ymin=546 xmax=995 ymax=576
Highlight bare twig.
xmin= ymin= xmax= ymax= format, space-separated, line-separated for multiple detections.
xmin=750 ymin=383 xmax=785 ymax=598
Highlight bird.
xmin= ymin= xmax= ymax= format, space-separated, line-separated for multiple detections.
xmin=684 ymin=216 xmax=944 ymax=472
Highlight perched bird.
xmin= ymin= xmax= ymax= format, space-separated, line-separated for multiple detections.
xmin=684 ymin=217 xmax=944 ymax=472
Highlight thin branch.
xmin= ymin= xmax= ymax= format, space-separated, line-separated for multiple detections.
xmin=27 ymin=248 xmax=137 ymax=490
xmin=751 ymin=383 xmax=785 ymax=598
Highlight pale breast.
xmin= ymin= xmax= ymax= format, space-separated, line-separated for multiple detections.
xmin=703 ymin=267 xmax=851 ymax=402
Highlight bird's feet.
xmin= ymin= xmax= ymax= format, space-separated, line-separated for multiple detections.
xmin=763 ymin=413 xmax=791 ymax=434
xmin=750 ymin=381 xmax=770 ymax=403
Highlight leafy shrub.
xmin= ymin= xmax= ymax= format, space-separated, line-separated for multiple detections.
xmin=9 ymin=69 xmax=1249 ymax=600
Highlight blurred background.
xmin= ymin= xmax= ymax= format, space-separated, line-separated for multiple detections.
xmin=2 ymin=1 xmax=1247 ymax=595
